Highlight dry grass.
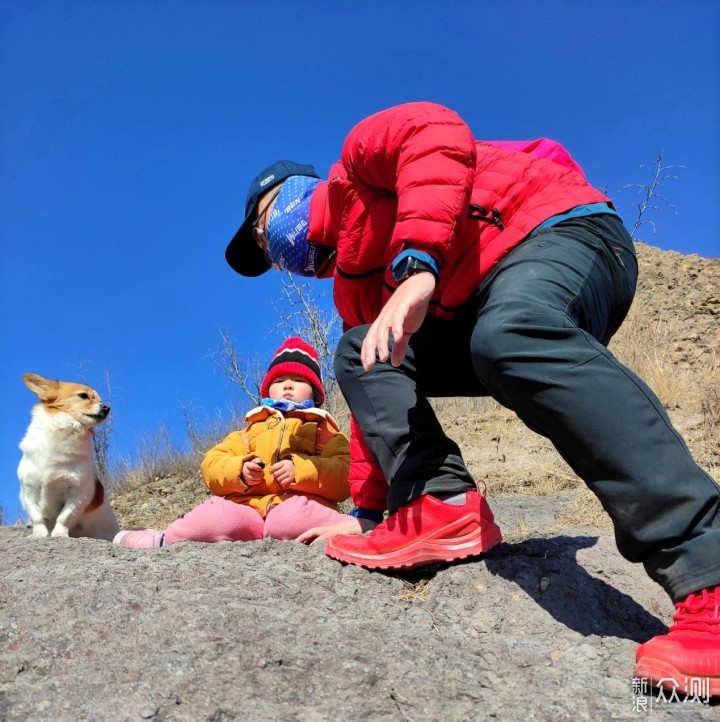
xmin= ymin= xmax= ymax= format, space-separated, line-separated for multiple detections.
xmin=395 ymin=579 xmax=431 ymax=602
xmin=430 ymin=396 xmax=584 ymax=498
xmin=109 ymin=430 xmax=199 ymax=496
xmin=557 ymin=491 xmax=613 ymax=530
xmin=610 ymin=305 xmax=719 ymax=481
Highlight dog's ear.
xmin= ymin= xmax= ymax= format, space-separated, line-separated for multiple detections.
xmin=23 ymin=373 xmax=60 ymax=401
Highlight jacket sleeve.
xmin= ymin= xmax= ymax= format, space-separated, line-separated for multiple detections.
xmin=347 ymin=416 xmax=388 ymax=511
xmin=340 ymin=101 xmax=477 ymax=269
xmin=287 ymin=422 xmax=351 ymax=503
xmin=200 ymin=430 xmax=254 ymax=497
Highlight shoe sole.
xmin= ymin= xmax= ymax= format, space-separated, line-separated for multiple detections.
xmin=326 ymin=518 xmax=502 ymax=571
xmin=634 ymin=659 xmax=720 ymax=697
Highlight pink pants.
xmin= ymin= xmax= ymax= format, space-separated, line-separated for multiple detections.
xmin=163 ymin=495 xmax=349 ymax=545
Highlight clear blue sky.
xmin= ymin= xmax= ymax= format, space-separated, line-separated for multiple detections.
xmin=1 ymin=1 xmax=718 ymax=522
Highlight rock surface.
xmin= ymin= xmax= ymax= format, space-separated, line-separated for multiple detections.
xmin=2 ymin=494 xmax=717 ymax=721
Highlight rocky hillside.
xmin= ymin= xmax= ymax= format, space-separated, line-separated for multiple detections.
xmin=2 ymin=243 xmax=718 ymax=720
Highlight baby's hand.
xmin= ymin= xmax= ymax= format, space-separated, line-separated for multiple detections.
xmin=270 ymin=460 xmax=295 ymax=489
xmin=242 ymin=458 xmax=265 ymax=486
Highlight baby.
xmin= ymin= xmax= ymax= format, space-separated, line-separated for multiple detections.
xmin=114 ymin=338 xmax=350 ymax=547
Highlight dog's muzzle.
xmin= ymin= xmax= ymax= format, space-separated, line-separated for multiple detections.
xmin=92 ymin=405 xmax=111 ymax=421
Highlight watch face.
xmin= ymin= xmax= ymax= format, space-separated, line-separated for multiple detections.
xmin=393 ymin=258 xmax=412 ymax=284
xmin=406 ymin=258 xmax=420 ymax=275
xmin=392 ymin=254 xmax=438 ymax=285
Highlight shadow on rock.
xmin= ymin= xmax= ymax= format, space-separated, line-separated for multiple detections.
xmin=484 ymin=535 xmax=667 ymax=642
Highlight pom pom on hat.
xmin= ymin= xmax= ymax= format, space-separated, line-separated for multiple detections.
xmin=261 ymin=337 xmax=325 ymax=405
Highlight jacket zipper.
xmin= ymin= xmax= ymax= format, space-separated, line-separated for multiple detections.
xmin=468 ymin=204 xmax=505 ymax=230
xmin=266 ymin=410 xmax=285 ymax=467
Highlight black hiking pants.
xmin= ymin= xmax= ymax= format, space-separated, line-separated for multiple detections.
xmin=334 ymin=214 xmax=720 ymax=602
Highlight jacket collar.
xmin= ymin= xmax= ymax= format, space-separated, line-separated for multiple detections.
xmin=244 ymin=404 xmax=339 ymax=430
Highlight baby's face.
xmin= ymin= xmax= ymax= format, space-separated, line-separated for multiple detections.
xmin=268 ymin=376 xmax=315 ymax=403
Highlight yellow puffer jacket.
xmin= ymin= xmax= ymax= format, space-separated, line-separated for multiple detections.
xmin=200 ymin=406 xmax=350 ymax=518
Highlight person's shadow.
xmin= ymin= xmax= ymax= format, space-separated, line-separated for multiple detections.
xmin=394 ymin=535 xmax=667 ymax=642
xmin=482 ymin=535 xmax=667 ymax=641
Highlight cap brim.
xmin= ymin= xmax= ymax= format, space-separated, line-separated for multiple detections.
xmin=225 ymin=211 xmax=272 ymax=277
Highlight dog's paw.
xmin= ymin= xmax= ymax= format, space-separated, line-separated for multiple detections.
xmin=30 ymin=525 xmax=50 ymax=538
xmin=50 ymin=526 xmax=70 ymax=538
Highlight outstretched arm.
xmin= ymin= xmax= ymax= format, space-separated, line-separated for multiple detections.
xmin=361 ymin=271 xmax=436 ymax=371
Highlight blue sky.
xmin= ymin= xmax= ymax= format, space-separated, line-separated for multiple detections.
xmin=1 ymin=1 xmax=718 ymax=523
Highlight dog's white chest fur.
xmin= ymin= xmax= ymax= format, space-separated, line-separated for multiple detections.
xmin=18 ymin=405 xmax=119 ymax=540
xmin=19 ymin=408 xmax=94 ymax=513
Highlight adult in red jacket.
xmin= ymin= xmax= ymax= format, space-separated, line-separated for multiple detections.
xmin=225 ymin=102 xmax=720 ymax=696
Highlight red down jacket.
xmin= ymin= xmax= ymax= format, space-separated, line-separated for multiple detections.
xmin=306 ymin=102 xmax=614 ymax=510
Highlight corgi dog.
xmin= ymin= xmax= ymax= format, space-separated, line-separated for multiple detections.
xmin=17 ymin=373 xmax=119 ymax=540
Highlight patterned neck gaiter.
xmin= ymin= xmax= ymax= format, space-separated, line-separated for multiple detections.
xmin=261 ymin=398 xmax=316 ymax=413
xmin=266 ymin=175 xmax=330 ymax=276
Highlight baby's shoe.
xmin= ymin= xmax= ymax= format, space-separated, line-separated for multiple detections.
xmin=113 ymin=529 xmax=165 ymax=548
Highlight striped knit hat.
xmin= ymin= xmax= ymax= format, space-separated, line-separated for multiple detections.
xmin=261 ymin=337 xmax=325 ymax=405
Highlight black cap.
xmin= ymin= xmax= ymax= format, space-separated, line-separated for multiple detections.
xmin=225 ymin=160 xmax=320 ymax=277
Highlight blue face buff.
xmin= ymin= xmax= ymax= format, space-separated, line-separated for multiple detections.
xmin=261 ymin=398 xmax=316 ymax=413
xmin=266 ymin=175 xmax=332 ymax=277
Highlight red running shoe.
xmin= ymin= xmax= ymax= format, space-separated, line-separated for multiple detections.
xmin=635 ymin=585 xmax=720 ymax=697
xmin=325 ymin=489 xmax=502 ymax=571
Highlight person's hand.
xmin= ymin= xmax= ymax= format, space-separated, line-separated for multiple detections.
xmin=361 ymin=271 xmax=436 ymax=371
xmin=270 ymin=459 xmax=295 ymax=488
xmin=296 ymin=516 xmax=379 ymax=544
xmin=241 ymin=458 xmax=265 ymax=486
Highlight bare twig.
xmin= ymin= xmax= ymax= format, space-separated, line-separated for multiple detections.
xmin=179 ymin=400 xmax=206 ymax=456
xmin=215 ymin=274 xmax=341 ymax=408
xmin=622 ymin=153 xmax=683 ymax=241
xmin=90 ymin=368 xmax=113 ymax=484
xmin=270 ymin=272 xmax=341 ymax=394
xmin=215 ymin=329 xmax=265 ymax=405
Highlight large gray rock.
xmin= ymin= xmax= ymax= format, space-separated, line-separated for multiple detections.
xmin=1 ymin=494 xmax=716 ymax=721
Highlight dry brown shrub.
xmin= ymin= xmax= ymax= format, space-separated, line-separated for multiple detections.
xmin=108 ymin=426 xmax=194 ymax=493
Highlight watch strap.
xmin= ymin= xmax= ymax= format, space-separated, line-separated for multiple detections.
xmin=391 ymin=250 xmax=440 ymax=284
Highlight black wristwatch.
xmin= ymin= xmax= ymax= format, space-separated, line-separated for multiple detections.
xmin=392 ymin=256 xmax=439 ymax=285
